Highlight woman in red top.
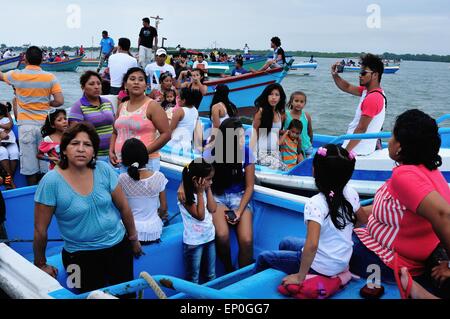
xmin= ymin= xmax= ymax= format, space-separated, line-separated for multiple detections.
xmin=350 ymin=109 xmax=450 ymax=296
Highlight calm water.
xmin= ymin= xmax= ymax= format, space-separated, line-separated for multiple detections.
xmin=1 ymin=57 xmax=449 ymax=135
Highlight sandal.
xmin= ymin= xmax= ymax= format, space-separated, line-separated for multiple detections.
xmin=393 ymin=252 xmax=412 ymax=299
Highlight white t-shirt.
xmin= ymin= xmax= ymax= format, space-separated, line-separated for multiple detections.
xmin=303 ymin=185 xmax=360 ymax=276
xmin=108 ymin=52 xmax=139 ymax=88
xmin=168 ymin=107 xmax=199 ymax=152
xmin=144 ymin=62 xmax=176 ymax=90
xmin=118 ymin=172 xmax=168 ymax=242
xmin=178 ymin=193 xmax=215 ymax=246
xmin=3 ymin=50 xmax=13 ymax=59
xmin=192 ymin=61 xmax=209 ymax=71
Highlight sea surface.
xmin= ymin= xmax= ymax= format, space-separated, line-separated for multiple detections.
xmin=1 ymin=57 xmax=449 ymax=135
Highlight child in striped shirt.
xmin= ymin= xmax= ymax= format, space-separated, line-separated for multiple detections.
xmin=279 ymin=119 xmax=304 ymax=170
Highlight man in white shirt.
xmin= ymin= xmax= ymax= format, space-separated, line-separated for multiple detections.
xmin=192 ymin=53 xmax=209 ymax=76
xmin=2 ymin=49 xmax=13 ymax=59
xmin=108 ymin=38 xmax=138 ymax=95
xmin=144 ymin=48 xmax=176 ymax=90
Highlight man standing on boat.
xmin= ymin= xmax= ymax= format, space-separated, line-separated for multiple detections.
xmin=331 ymin=53 xmax=386 ymax=156
xmin=0 ymin=46 xmax=64 ymax=185
xmin=138 ymin=17 xmax=158 ymax=69
xmin=108 ymin=38 xmax=138 ymax=95
xmin=97 ymin=30 xmax=115 ymax=73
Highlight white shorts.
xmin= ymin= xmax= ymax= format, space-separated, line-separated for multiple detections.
xmin=139 ymin=46 xmax=154 ymax=69
xmin=0 ymin=143 xmax=19 ymax=161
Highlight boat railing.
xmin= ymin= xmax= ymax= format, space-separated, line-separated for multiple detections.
xmin=437 ymin=114 xmax=450 ymax=125
xmin=329 ymin=127 xmax=450 ymax=145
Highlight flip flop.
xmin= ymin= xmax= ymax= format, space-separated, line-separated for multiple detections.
xmin=393 ymin=252 xmax=412 ymax=299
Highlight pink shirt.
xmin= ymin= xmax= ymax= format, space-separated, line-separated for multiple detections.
xmin=355 ymin=164 xmax=450 ymax=276
xmin=114 ymin=100 xmax=159 ymax=161
xmin=358 ymin=86 xmax=385 ymax=118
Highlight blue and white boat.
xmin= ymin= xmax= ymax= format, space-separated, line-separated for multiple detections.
xmin=159 ymin=115 xmax=450 ymax=197
xmin=0 ymin=161 xmax=403 ymax=299
xmin=198 ymin=59 xmax=293 ymax=114
xmin=0 ymin=56 xmax=20 ymax=72
xmin=289 ymin=62 xmax=318 ymax=75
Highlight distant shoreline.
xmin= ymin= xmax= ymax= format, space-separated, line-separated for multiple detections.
xmin=2 ymin=44 xmax=449 ymax=63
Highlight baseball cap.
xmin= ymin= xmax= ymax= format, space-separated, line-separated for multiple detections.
xmin=156 ymin=48 xmax=167 ymax=56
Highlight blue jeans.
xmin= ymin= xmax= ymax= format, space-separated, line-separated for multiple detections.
xmin=254 ymin=237 xmax=305 ymax=274
xmin=183 ymin=240 xmax=216 ymax=284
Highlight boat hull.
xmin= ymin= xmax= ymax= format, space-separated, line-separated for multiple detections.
xmin=18 ymin=56 xmax=83 ymax=72
xmin=289 ymin=62 xmax=318 ymax=75
xmin=343 ymin=65 xmax=400 ymax=74
xmin=0 ymin=56 xmax=20 ymax=72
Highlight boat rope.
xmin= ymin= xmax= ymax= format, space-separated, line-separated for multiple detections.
xmin=139 ymin=271 xmax=167 ymax=299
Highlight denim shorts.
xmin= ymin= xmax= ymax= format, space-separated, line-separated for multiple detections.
xmin=214 ymin=191 xmax=252 ymax=212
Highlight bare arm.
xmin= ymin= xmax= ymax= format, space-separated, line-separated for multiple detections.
xmin=184 ymin=190 xmax=207 ymax=221
xmin=306 ymin=112 xmax=313 ymax=144
xmin=345 ymin=115 xmax=373 ymax=152
xmin=33 ymin=203 xmax=58 ymax=277
xmin=146 ymin=100 xmax=171 ymax=154
xmin=111 ymin=185 xmax=142 ymax=257
xmin=200 ymin=84 xmax=208 ymax=96
xmin=355 ymin=205 xmax=373 ymax=227
xmin=211 ymin=104 xmax=222 ymax=129
xmin=331 ymin=62 xmax=361 ymax=96
xmin=234 ymin=164 xmax=255 ymax=221
xmin=250 ymin=109 xmax=262 ymax=151
xmin=206 ymin=187 xmax=217 ymax=214
xmin=109 ymin=103 xmax=122 ymax=166
xmin=169 ymin=107 xmax=183 ymax=132
xmin=416 ymin=192 xmax=450 ymax=255
xmin=282 ymin=221 xmax=321 ymax=285
xmin=50 ymin=92 xmax=64 ymax=107
xmin=158 ymin=190 xmax=168 ymax=220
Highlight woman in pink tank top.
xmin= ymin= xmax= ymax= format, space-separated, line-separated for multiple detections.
xmin=110 ymin=67 xmax=170 ymax=171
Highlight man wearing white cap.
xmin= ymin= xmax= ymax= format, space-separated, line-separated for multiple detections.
xmin=144 ymin=48 xmax=176 ymax=90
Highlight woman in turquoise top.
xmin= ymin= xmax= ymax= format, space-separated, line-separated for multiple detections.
xmin=283 ymin=91 xmax=314 ymax=158
xmin=34 ymin=122 xmax=142 ymax=295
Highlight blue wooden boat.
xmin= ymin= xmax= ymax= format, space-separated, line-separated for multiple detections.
xmin=0 ymin=56 xmax=20 ymax=72
xmin=18 ymin=56 xmax=83 ymax=72
xmin=199 ymin=59 xmax=293 ymax=114
xmin=0 ymin=161 xmax=404 ymax=299
xmin=207 ymin=56 xmax=268 ymax=76
xmin=159 ymin=115 xmax=450 ymax=197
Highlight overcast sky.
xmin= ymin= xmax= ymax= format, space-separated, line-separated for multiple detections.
xmin=2 ymin=0 xmax=450 ymax=54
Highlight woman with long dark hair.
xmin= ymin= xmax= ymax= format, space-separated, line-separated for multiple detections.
xmin=251 ymin=83 xmax=287 ymax=170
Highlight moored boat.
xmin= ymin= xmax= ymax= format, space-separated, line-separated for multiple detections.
xmin=18 ymin=56 xmax=83 ymax=72
xmin=343 ymin=65 xmax=400 ymax=74
xmin=288 ymin=62 xmax=318 ymax=75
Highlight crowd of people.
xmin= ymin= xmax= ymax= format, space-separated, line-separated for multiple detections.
xmin=0 ymin=31 xmax=449 ymax=300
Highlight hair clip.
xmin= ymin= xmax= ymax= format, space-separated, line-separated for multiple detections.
xmin=184 ymin=163 xmax=190 ymax=171
xmin=131 ymin=162 xmax=139 ymax=168
xmin=317 ymin=147 xmax=327 ymax=157
xmin=329 ymin=191 xmax=335 ymax=198
xmin=348 ymin=151 xmax=357 ymax=160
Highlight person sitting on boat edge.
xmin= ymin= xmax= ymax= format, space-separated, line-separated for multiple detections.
xmin=257 ymin=36 xmax=286 ymax=71
xmin=33 ymin=122 xmax=143 ymax=297
xmin=178 ymin=118 xmax=255 ymax=273
xmin=221 ymin=59 xmax=249 ymax=78
xmin=178 ymin=159 xmax=217 ymax=284
xmin=119 ymin=138 xmax=168 ymax=245
xmin=69 ymin=71 xmax=115 ymax=162
xmin=350 ymin=109 xmax=450 ymax=299
xmin=251 ymin=83 xmax=287 ymax=171
xmin=283 ymin=91 xmax=314 ymax=158
xmin=254 ymin=144 xmax=363 ymax=299
xmin=331 ymin=53 xmax=386 ymax=156
xmin=279 ymin=119 xmax=304 ymax=170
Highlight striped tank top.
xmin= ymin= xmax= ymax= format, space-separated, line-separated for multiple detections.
xmin=280 ymin=137 xmax=299 ymax=169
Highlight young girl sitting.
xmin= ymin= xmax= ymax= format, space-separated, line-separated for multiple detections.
xmin=119 ymin=138 xmax=168 ymax=245
xmin=178 ymin=159 xmax=217 ymax=284
xmin=37 ymin=109 xmax=68 ymax=170
xmin=0 ymin=102 xmax=18 ymax=189
xmin=283 ymin=91 xmax=314 ymax=158
xmin=279 ymin=119 xmax=304 ymax=170
xmin=254 ymin=144 xmax=365 ymax=299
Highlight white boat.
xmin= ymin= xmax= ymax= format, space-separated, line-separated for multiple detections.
xmin=289 ymin=62 xmax=318 ymax=75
